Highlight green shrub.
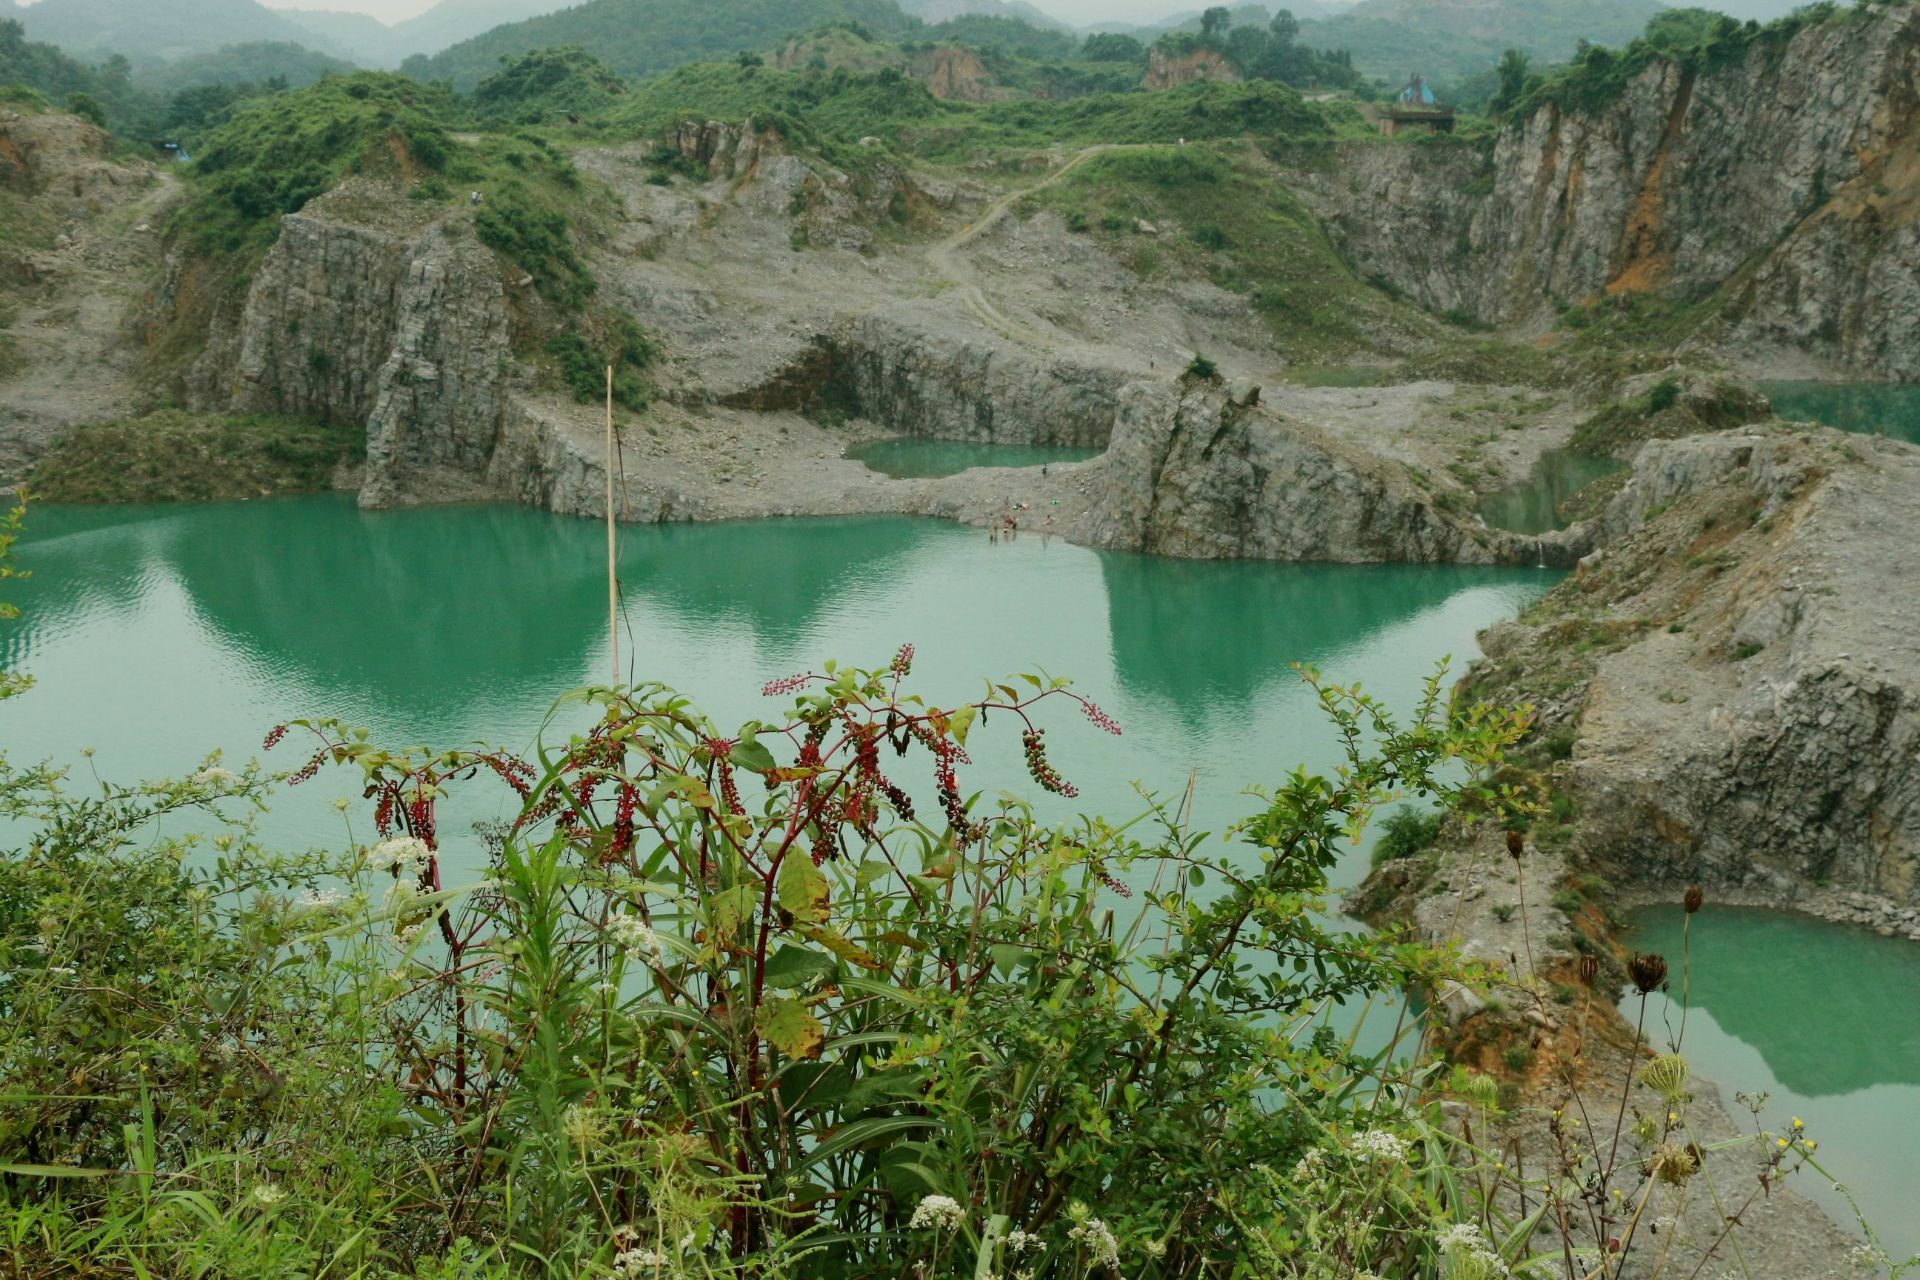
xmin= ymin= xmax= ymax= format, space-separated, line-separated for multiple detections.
xmin=0 ymin=649 xmax=1542 ymax=1276
xmin=543 ymin=314 xmax=655 ymax=411
xmin=27 ymin=411 xmax=362 ymax=503
xmin=1371 ymin=806 xmax=1445 ymax=867
xmin=1184 ymin=353 xmax=1220 ymax=380
xmin=476 ymin=185 xmax=596 ymax=309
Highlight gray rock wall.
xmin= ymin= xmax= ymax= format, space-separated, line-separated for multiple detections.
xmin=1297 ymin=5 xmax=1920 ymax=379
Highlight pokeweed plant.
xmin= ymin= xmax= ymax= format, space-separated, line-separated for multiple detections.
xmin=246 ymin=649 xmax=1532 ymax=1276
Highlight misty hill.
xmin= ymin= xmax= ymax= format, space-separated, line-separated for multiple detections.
xmin=277 ymin=8 xmax=401 ymax=65
xmin=1300 ymin=0 xmax=1666 ymax=83
xmin=139 ymin=40 xmax=358 ymax=91
xmin=389 ymin=0 xmax=578 ymax=58
xmin=13 ymin=0 xmax=330 ymax=61
xmin=897 ymin=0 xmax=1069 ymax=30
xmin=404 ymin=0 xmax=916 ymax=87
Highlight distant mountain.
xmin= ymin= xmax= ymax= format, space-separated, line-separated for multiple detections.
xmin=15 ymin=0 xmax=323 ymax=61
xmin=141 ymin=39 xmax=359 ymax=90
xmin=388 ymin=0 xmax=577 ymax=58
xmin=405 ymin=0 xmax=916 ymax=88
xmin=899 ymin=0 xmax=1071 ymax=32
xmin=278 ymin=8 xmax=400 ymax=65
xmin=1300 ymin=0 xmax=1666 ymax=83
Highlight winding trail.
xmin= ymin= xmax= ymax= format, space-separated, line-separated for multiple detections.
xmin=925 ymin=144 xmax=1150 ymax=348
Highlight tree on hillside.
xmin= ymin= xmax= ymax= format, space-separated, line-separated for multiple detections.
xmin=1270 ymin=8 xmax=1300 ymax=44
xmin=1081 ymin=31 xmax=1145 ymax=63
xmin=1200 ymin=6 xmax=1233 ymax=36
xmin=1489 ymin=46 xmax=1530 ymax=116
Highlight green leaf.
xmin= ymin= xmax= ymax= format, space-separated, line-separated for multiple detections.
xmin=708 ymin=884 xmax=758 ymax=943
xmin=763 ymin=943 xmax=836 ymax=991
xmin=777 ymin=853 xmax=830 ymax=925
xmin=756 ymin=995 xmax=825 ymax=1060
xmin=989 ymin=943 xmax=1026 ymax=977
xmin=729 ymin=738 xmax=777 ymax=773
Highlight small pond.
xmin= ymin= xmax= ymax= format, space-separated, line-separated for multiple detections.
xmin=1760 ymin=381 xmax=1920 ymax=445
xmin=1477 ymin=450 xmax=1624 ymax=535
xmin=845 ymin=438 xmax=1103 ymax=478
xmin=1625 ymin=903 xmax=1920 ymax=1259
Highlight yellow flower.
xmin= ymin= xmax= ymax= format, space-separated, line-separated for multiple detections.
xmin=1777 ymin=1138 xmax=1789 ymax=1148
xmin=1792 ymin=1117 xmax=1804 ymax=1129
xmin=1803 ymin=1140 xmax=1818 ymax=1151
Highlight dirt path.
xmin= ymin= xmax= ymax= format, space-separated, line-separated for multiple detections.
xmin=925 ymin=144 xmax=1149 ymax=349
xmin=0 ymin=168 xmax=179 ymax=481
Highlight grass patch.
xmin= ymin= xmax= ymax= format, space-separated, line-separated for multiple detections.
xmin=29 ymin=411 xmax=363 ymax=503
xmin=1029 ymin=145 xmax=1424 ymax=361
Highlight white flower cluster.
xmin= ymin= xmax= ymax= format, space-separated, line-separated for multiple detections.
xmin=192 ymin=766 xmax=240 ymax=787
xmin=909 ymin=1194 xmax=966 ymax=1231
xmin=1352 ymin=1129 xmax=1410 ymax=1162
xmin=1004 ymin=1228 xmax=1044 ymax=1255
xmin=1068 ymin=1216 xmax=1120 ymax=1267
xmin=1436 ymin=1223 xmax=1508 ymax=1279
xmin=1292 ymin=1147 xmax=1327 ymax=1180
xmin=368 ymin=836 xmax=431 ymax=877
xmin=250 ymin=1182 xmax=286 ymax=1208
xmin=612 ymin=1247 xmax=668 ymax=1275
xmin=298 ymin=888 xmax=345 ymax=911
xmin=607 ymin=913 xmax=662 ymax=962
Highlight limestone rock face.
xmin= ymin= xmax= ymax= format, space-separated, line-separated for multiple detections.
xmin=184 ymin=193 xmax=513 ymax=507
xmin=1296 ymin=5 xmax=1920 ymax=379
xmin=832 ymin=311 xmax=1125 ymax=448
xmin=1143 ymin=45 xmax=1238 ymax=90
xmin=1081 ymin=381 xmax=1507 ymax=563
xmin=1481 ymin=428 xmax=1920 ymax=903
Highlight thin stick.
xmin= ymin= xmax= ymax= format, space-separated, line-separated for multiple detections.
xmin=606 ymin=365 xmax=619 ymax=685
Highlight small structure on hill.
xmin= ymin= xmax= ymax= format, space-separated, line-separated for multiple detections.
xmin=1382 ymin=75 xmax=1455 ymax=136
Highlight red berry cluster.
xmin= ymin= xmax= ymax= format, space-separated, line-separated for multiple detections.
xmin=706 ymin=737 xmax=745 ymax=817
xmin=1080 ymin=699 xmax=1122 ymax=736
xmin=1021 ymin=729 xmax=1078 ymax=799
xmin=762 ymin=673 xmax=810 ymax=697
xmin=890 ymin=643 xmax=915 ymax=678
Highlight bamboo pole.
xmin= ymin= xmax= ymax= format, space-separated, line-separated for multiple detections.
xmin=606 ymin=365 xmax=619 ymax=686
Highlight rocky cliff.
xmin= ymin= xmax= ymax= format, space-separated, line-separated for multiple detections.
xmin=1299 ymin=3 xmax=1920 ymax=380
xmin=1144 ymin=44 xmax=1239 ymax=90
xmin=173 ymin=182 xmax=514 ymax=507
xmin=1469 ymin=426 xmax=1920 ymax=909
xmin=1082 ymin=379 xmax=1515 ymax=562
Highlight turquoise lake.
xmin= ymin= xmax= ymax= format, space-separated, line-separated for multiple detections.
xmin=5 ymin=495 xmax=1913 ymax=1253
xmin=1478 ymin=449 xmax=1624 ymax=535
xmin=1761 ymin=381 xmax=1920 ymax=445
xmin=1627 ymin=905 xmax=1920 ymax=1258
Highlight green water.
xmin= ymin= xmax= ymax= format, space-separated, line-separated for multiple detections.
xmin=6 ymin=497 xmax=1552 ymax=889
xmin=845 ymin=438 xmax=1103 ymax=478
xmin=1760 ymin=381 xmax=1920 ymax=445
xmin=1628 ymin=905 xmax=1920 ymax=1258
xmin=1477 ymin=450 xmax=1624 ymax=535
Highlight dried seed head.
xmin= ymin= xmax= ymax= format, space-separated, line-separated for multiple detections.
xmin=1650 ymin=1142 xmax=1701 ymax=1186
xmin=1641 ymin=1053 xmax=1690 ymax=1102
xmin=1627 ymin=951 xmax=1668 ymax=995
xmin=1684 ymin=884 xmax=1704 ymax=915
xmin=1505 ymin=830 xmax=1525 ymax=860
xmin=1578 ymin=954 xmax=1600 ymax=986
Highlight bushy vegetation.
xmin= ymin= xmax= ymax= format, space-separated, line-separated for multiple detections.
xmin=544 ymin=314 xmax=656 ymax=412
xmin=1513 ymin=2 xmax=1863 ymax=120
xmin=1154 ymin=13 xmax=1362 ymax=92
xmin=140 ymin=41 xmax=359 ymax=94
xmin=1031 ymin=145 xmax=1426 ymax=362
xmin=1299 ymin=0 xmax=1664 ymax=92
xmin=473 ymin=46 xmax=629 ymax=126
xmin=173 ymin=73 xmax=466 ymax=257
xmin=26 ymin=411 xmax=364 ymax=503
xmin=605 ymin=63 xmax=1356 ymax=169
xmin=1371 ymin=806 xmax=1446 ymax=867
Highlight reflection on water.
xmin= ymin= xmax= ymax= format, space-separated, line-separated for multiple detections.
xmin=1628 ymin=904 xmax=1920 ymax=1258
xmin=6 ymin=497 xmax=1555 ymax=892
xmin=1760 ymin=381 xmax=1920 ymax=445
xmin=1477 ymin=450 xmax=1624 ymax=535
xmin=846 ymin=438 xmax=1103 ymax=478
